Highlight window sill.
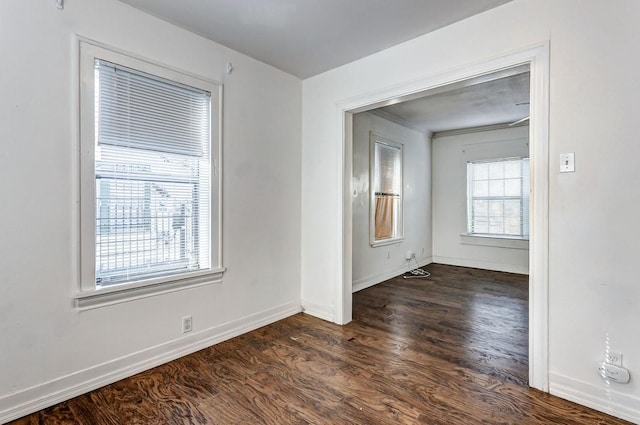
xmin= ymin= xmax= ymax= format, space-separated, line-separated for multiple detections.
xmin=74 ymin=267 xmax=225 ymax=310
xmin=460 ymin=234 xmax=529 ymax=250
xmin=371 ymin=237 xmax=405 ymax=248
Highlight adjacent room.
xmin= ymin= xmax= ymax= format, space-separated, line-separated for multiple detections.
xmin=2 ymin=0 xmax=640 ymax=424
xmin=351 ymin=66 xmax=532 ymax=294
xmin=349 ymin=64 xmax=534 ymax=397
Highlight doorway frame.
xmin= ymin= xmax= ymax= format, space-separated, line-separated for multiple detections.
xmin=337 ymin=43 xmax=550 ymax=391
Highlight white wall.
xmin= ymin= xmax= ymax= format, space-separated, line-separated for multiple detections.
xmin=432 ymin=126 xmax=529 ymax=274
xmin=351 ymin=112 xmax=431 ymax=292
xmin=0 ymin=1 xmax=301 ymax=422
xmin=301 ymin=0 xmax=640 ymax=421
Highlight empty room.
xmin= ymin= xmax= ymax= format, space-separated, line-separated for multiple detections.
xmin=2 ymin=0 xmax=639 ymax=424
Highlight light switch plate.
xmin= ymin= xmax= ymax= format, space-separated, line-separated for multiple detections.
xmin=560 ymin=153 xmax=575 ymax=173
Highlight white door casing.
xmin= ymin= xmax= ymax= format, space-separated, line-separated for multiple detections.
xmin=338 ymin=43 xmax=550 ymax=391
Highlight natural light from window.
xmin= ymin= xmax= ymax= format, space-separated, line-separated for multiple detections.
xmin=370 ymin=134 xmax=404 ymax=246
xmin=467 ymin=157 xmax=529 ymax=239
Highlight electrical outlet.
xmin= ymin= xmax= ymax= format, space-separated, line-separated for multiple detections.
xmin=182 ymin=315 xmax=193 ymax=334
xmin=606 ymin=351 xmax=622 ymax=367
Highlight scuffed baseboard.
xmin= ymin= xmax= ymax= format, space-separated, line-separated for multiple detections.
xmin=301 ymin=301 xmax=334 ymax=323
xmin=550 ymin=372 xmax=640 ymax=424
xmin=352 ymin=257 xmax=433 ymax=293
xmin=0 ymin=300 xmax=301 ymax=424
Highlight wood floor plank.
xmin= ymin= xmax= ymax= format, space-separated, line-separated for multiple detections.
xmin=8 ymin=264 xmax=632 ymax=424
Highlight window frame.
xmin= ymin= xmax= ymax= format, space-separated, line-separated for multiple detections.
xmin=465 ymin=156 xmax=530 ymax=241
xmin=369 ymin=132 xmax=404 ymax=247
xmin=75 ymin=37 xmax=224 ymax=309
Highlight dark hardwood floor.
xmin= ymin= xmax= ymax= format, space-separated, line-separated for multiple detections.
xmin=9 ymin=264 xmax=631 ymax=424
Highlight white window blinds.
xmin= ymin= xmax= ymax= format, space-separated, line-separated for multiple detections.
xmin=374 ymin=142 xmax=401 ymax=197
xmin=94 ymin=59 xmax=212 ymax=286
xmin=96 ymin=60 xmax=210 ymax=156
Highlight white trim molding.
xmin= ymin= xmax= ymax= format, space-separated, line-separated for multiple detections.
xmin=369 ymin=132 xmax=405 ymax=247
xmin=527 ymin=41 xmax=550 ymax=392
xmin=73 ymin=269 xmax=225 ymax=310
xmin=432 ymin=256 xmax=528 ymax=275
xmin=301 ymin=301 xmax=335 ymax=323
xmin=352 ymin=258 xmax=432 ymax=293
xmin=460 ymin=234 xmax=529 ymax=250
xmin=0 ymin=301 xmax=301 ymax=424
xmin=73 ymin=35 xmax=225 ymax=309
xmin=339 ymin=42 xmax=550 ymax=391
xmin=550 ymin=372 xmax=640 ymax=424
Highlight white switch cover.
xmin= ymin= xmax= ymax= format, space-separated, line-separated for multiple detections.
xmin=560 ymin=153 xmax=575 ymax=173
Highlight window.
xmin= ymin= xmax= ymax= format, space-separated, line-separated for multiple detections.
xmin=370 ymin=133 xmax=403 ymax=246
xmin=467 ymin=157 xmax=529 ymax=239
xmin=77 ymin=39 xmax=223 ymax=307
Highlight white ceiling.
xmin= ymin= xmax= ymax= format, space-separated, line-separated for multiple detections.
xmin=375 ymin=70 xmax=530 ymax=133
xmin=118 ymin=0 xmax=524 ymax=131
xmin=118 ymin=0 xmax=513 ymax=79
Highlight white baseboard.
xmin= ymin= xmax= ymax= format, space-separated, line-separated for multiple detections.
xmin=549 ymin=372 xmax=640 ymax=424
xmin=352 ymin=257 xmax=433 ymax=293
xmin=0 ymin=300 xmax=301 ymax=424
xmin=432 ymin=255 xmax=528 ymax=275
xmin=301 ymin=301 xmax=334 ymax=323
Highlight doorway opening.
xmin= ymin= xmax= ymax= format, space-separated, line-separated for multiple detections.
xmin=339 ymin=45 xmax=549 ymax=391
